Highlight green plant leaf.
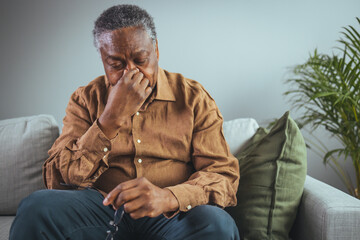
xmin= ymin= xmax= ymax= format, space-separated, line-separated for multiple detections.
xmin=311 ymin=92 xmax=338 ymax=99
xmin=284 ymin=17 xmax=360 ymax=198
xmin=323 ymin=148 xmax=344 ymax=164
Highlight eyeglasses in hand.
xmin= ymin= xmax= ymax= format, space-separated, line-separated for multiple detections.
xmin=105 ymin=205 xmax=125 ymax=240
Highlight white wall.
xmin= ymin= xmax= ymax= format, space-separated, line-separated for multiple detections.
xmin=1 ymin=0 xmax=359 ymax=193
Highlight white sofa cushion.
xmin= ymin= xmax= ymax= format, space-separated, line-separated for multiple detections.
xmin=0 ymin=115 xmax=59 ymax=215
xmin=223 ymin=118 xmax=259 ymax=155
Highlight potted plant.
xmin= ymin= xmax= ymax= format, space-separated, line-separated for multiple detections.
xmin=285 ymin=18 xmax=360 ymax=199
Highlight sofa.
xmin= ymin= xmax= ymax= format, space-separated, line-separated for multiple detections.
xmin=0 ymin=114 xmax=359 ymax=240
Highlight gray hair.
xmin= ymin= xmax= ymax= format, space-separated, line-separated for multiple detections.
xmin=93 ymin=4 xmax=157 ymax=49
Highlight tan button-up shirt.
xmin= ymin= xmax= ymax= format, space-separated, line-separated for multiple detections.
xmin=43 ymin=68 xmax=240 ymax=214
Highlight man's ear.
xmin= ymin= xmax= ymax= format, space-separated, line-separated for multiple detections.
xmin=155 ymin=39 xmax=159 ymax=61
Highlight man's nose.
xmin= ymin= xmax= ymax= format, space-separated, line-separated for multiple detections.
xmin=125 ymin=61 xmax=137 ymax=71
xmin=122 ymin=62 xmax=138 ymax=78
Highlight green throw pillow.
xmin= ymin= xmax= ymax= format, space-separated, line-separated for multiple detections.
xmin=226 ymin=111 xmax=307 ymax=240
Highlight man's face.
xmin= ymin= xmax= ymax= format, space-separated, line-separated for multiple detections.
xmin=98 ymin=26 xmax=159 ymax=89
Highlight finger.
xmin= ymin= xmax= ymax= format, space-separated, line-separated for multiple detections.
xmin=136 ymin=78 xmax=152 ymax=100
xmin=131 ymin=71 xmax=144 ymax=84
xmin=128 ymin=204 xmax=159 ymax=220
xmin=122 ymin=195 xmax=147 ymax=214
xmin=121 ymin=68 xmax=139 ymax=83
xmin=139 ymin=78 xmax=150 ymax=89
xmin=113 ymin=188 xmax=141 ymax=209
xmin=144 ymin=85 xmax=153 ymax=97
xmin=103 ymin=179 xmax=139 ymax=206
xmin=103 ymin=179 xmax=140 ymax=206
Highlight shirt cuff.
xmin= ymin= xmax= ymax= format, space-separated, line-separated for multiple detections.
xmin=164 ymin=184 xmax=207 ymax=218
xmin=75 ymin=120 xmax=114 ymax=166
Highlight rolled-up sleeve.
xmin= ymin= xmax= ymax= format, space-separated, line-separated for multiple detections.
xmin=43 ymin=87 xmax=113 ymax=189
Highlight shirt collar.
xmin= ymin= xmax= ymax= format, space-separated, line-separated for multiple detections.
xmin=154 ymin=68 xmax=176 ymax=102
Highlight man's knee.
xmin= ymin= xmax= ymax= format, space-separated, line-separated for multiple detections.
xmin=187 ymin=205 xmax=239 ymax=239
xmin=11 ymin=189 xmax=109 ymax=240
xmin=17 ymin=189 xmax=68 ymax=221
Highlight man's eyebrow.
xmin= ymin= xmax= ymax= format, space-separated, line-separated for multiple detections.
xmin=106 ymin=50 xmax=149 ymax=61
xmin=133 ymin=50 xmax=150 ymax=56
xmin=106 ymin=56 xmax=123 ymax=61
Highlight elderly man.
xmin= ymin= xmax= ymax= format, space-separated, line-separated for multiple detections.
xmin=10 ymin=4 xmax=240 ymax=240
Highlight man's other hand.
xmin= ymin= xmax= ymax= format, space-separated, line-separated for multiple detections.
xmin=103 ymin=177 xmax=179 ymax=219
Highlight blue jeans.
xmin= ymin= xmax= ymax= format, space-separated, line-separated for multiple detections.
xmin=10 ymin=188 xmax=240 ymax=240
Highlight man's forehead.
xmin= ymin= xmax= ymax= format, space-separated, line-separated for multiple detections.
xmin=98 ymin=27 xmax=153 ymax=54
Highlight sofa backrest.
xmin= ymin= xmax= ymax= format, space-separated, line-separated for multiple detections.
xmin=0 ymin=115 xmax=59 ymax=215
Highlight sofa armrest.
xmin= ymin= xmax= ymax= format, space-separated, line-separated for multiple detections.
xmin=290 ymin=175 xmax=360 ymax=240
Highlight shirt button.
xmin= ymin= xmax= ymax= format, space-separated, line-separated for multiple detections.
xmin=136 ymin=112 xmax=140 ymax=116
xmin=187 ymin=205 xmax=192 ymax=210
xmin=103 ymin=147 xmax=108 ymax=152
xmin=138 ymin=159 xmax=142 ymax=163
xmin=137 ymin=139 xmax=141 ymax=143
